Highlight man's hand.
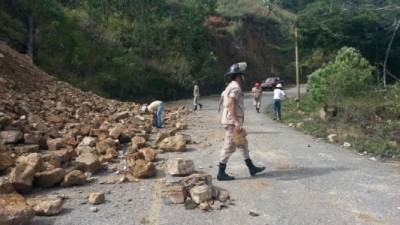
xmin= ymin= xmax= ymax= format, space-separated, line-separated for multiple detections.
xmin=234 ymin=120 xmax=242 ymax=132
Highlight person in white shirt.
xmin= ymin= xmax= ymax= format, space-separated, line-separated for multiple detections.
xmin=142 ymin=100 xmax=165 ymax=128
xmin=193 ymin=81 xmax=203 ymax=110
xmin=272 ymin=83 xmax=287 ymax=120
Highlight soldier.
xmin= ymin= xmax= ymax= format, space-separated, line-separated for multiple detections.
xmin=217 ymin=62 xmax=266 ymax=181
xmin=251 ymin=81 xmax=263 ymax=113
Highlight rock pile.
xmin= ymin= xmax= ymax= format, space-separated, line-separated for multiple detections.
xmin=0 ymin=41 xmax=191 ymax=223
xmin=163 ymin=159 xmax=230 ymax=211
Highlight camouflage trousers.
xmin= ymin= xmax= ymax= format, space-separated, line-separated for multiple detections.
xmin=220 ymin=125 xmax=250 ymax=164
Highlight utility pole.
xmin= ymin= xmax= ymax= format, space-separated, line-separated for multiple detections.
xmin=383 ymin=19 xmax=400 ymax=88
xmin=294 ymin=19 xmax=300 ymax=109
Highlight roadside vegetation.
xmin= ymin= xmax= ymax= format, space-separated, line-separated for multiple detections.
xmin=271 ymin=47 xmax=400 ymax=159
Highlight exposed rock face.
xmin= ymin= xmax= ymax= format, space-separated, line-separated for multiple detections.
xmin=159 ymin=134 xmax=186 ymax=152
xmin=190 ymin=185 xmax=212 ymax=204
xmin=9 ymin=153 xmax=41 ymax=193
xmin=163 ymin=185 xmax=186 ymax=204
xmin=168 ymin=158 xmax=194 ymax=176
xmin=0 ymin=193 xmax=34 ymax=225
xmin=26 ymin=196 xmax=64 ymax=216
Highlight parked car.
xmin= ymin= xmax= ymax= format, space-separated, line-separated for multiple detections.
xmin=261 ymin=77 xmax=285 ymax=90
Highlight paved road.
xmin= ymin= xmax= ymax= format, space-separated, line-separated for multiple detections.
xmin=32 ymin=87 xmax=400 ymax=225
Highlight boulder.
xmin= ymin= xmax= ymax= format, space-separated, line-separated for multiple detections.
xmin=96 ymin=138 xmax=116 ymax=155
xmin=175 ymin=122 xmax=188 ymax=130
xmin=181 ymin=173 xmax=213 ymax=189
xmin=26 ymin=196 xmax=64 ymax=216
xmin=0 ymin=152 xmax=14 ymax=171
xmin=0 ymin=130 xmax=23 ymax=144
xmin=88 ymin=192 xmax=105 ymax=205
xmin=0 ymin=193 xmax=34 ymax=225
xmin=155 ymin=132 xmax=169 ymax=144
xmin=159 ymin=134 xmax=186 ymax=152
xmin=189 ymin=185 xmax=212 ymax=204
xmin=75 ymin=152 xmax=101 ymax=173
xmin=111 ymin=111 xmax=129 ymax=121
xmin=34 ymin=168 xmax=65 ymax=188
xmin=109 ymin=126 xmax=122 ymax=139
xmin=163 ymin=184 xmax=186 ymax=204
xmin=0 ymin=177 xmax=15 ymax=194
xmin=9 ymin=153 xmax=41 ymax=193
xmin=13 ymin=144 xmax=39 ymax=154
xmin=61 ymin=170 xmax=87 ymax=187
xmin=130 ymin=159 xmax=156 ymax=178
xmin=139 ymin=148 xmax=157 ymax=162
xmin=168 ymin=158 xmax=194 ymax=176
xmin=131 ymin=136 xmax=146 ymax=148
xmin=23 ymin=133 xmax=40 ymax=145
xmin=80 ymin=136 xmax=96 ymax=147
xmin=47 ymin=138 xmax=65 ymax=151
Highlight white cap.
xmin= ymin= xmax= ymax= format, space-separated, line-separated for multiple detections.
xmin=276 ymin=83 xmax=282 ymax=88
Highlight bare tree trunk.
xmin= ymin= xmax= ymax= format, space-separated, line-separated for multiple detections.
xmin=27 ymin=15 xmax=34 ymax=61
xmin=295 ymin=21 xmax=300 ymax=109
xmin=383 ymin=20 xmax=400 ymax=88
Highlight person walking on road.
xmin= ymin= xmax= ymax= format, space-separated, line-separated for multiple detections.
xmin=251 ymin=81 xmax=263 ymax=113
xmin=193 ymin=81 xmax=203 ymax=111
xmin=142 ymin=100 xmax=165 ymax=128
xmin=217 ymin=62 xmax=266 ymax=181
xmin=272 ymin=83 xmax=287 ymax=121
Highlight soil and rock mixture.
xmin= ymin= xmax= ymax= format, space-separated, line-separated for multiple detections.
xmin=0 ymin=42 xmax=228 ymax=225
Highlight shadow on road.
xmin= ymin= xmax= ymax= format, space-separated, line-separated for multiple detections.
xmin=237 ymin=166 xmax=352 ymax=181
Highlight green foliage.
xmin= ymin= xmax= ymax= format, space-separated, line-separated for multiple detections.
xmin=308 ymin=47 xmax=374 ymax=105
xmin=298 ymin=0 xmax=400 ymax=79
xmin=385 ymin=83 xmax=400 ymax=118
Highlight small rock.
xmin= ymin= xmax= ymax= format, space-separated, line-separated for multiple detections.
xmin=190 ymin=185 xmax=212 ymax=204
xmin=9 ymin=153 xmax=41 ymax=193
xmin=249 ymin=210 xmax=260 ymax=217
xmin=168 ymin=158 xmax=194 ymax=176
xmin=88 ymin=192 xmax=105 ymax=205
xmin=184 ymin=198 xmax=198 ymax=210
xmin=47 ymin=138 xmax=65 ymax=151
xmin=0 ymin=193 xmax=34 ymax=225
xmin=139 ymin=148 xmax=157 ymax=162
xmin=199 ymin=202 xmax=210 ymax=211
xmin=159 ymin=134 xmax=187 ymax=152
xmin=61 ymin=170 xmax=87 ymax=187
xmin=75 ymin=152 xmax=101 ymax=173
xmin=131 ymin=136 xmax=146 ymax=148
xmin=210 ymin=201 xmax=222 ymax=210
xmin=90 ymin=207 xmax=98 ymax=213
xmin=26 ymin=196 xmax=64 ymax=216
xmin=34 ymin=168 xmax=65 ymax=188
xmin=109 ymin=126 xmax=122 ymax=139
xmin=0 ymin=130 xmax=23 ymax=144
xmin=0 ymin=152 xmax=14 ymax=171
xmin=163 ymin=185 xmax=186 ymax=204
xmin=130 ymin=159 xmax=156 ymax=178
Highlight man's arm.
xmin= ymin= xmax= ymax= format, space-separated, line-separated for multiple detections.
xmin=228 ymin=97 xmax=241 ymax=132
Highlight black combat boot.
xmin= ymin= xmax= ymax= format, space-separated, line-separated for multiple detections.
xmin=256 ymin=107 xmax=260 ymax=113
xmin=245 ymin=159 xmax=265 ymax=176
xmin=194 ymin=105 xmax=197 ymax=111
xmin=199 ymin=103 xmax=203 ymax=110
xmin=217 ymin=163 xmax=235 ymax=181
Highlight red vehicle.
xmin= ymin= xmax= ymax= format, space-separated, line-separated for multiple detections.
xmin=261 ymin=77 xmax=285 ymax=90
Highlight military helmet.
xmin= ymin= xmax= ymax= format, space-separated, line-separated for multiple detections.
xmin=225 ymin=62 xmax=247 ymax=76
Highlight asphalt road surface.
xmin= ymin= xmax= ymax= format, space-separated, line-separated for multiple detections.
xmin=32 ymin=86 xmax=400 ymax=225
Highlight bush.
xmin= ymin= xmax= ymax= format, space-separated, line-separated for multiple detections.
xmin=307 ymin=47 xmax=374 ymax=106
